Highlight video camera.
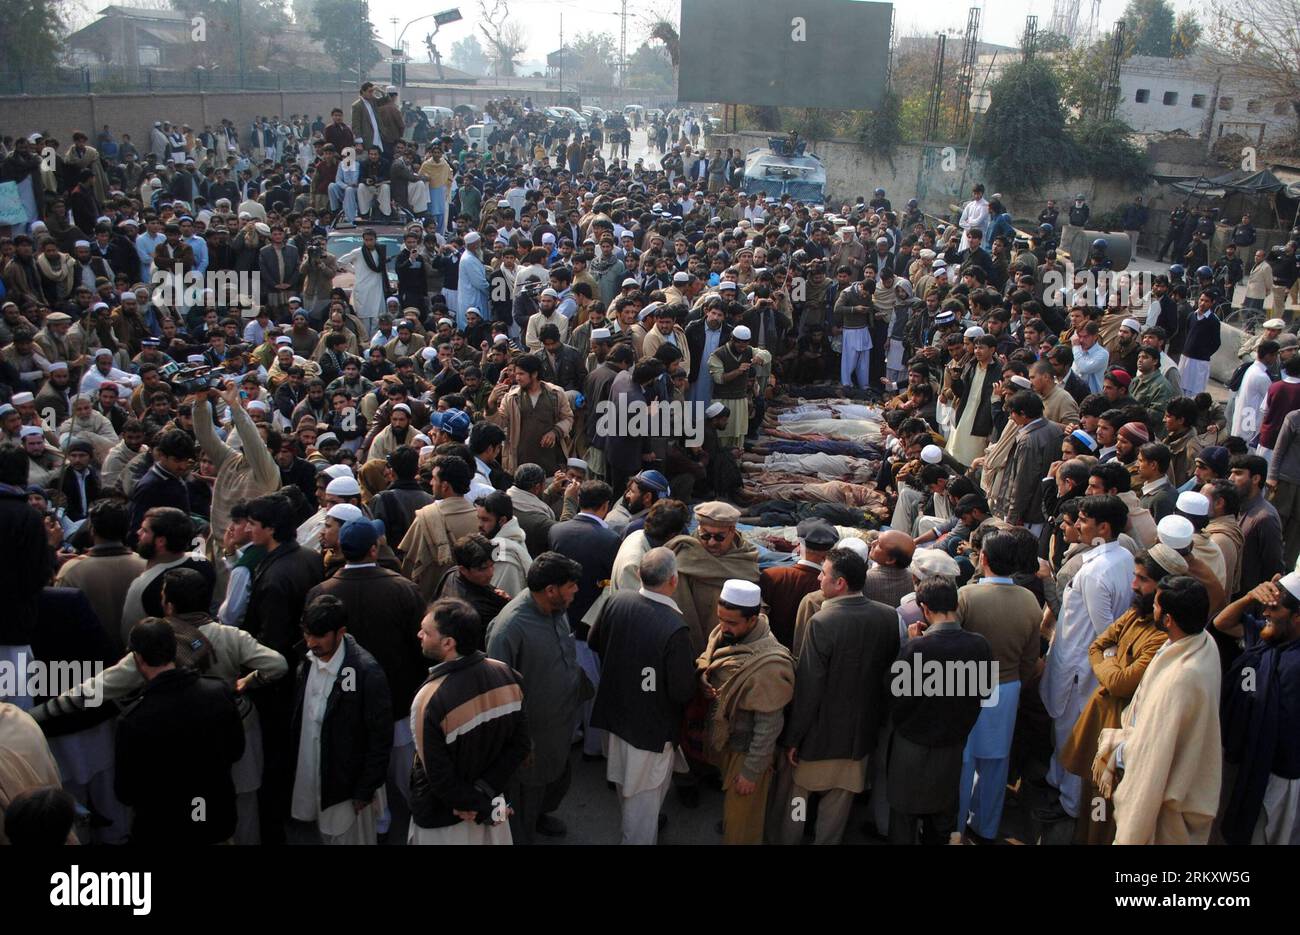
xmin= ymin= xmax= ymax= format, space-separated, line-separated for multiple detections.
xmin=161 ymin=362 xmax=227 ymax=395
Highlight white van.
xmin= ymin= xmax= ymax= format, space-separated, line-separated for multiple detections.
xmin=420 ymin=105 xmax=454 ymax=126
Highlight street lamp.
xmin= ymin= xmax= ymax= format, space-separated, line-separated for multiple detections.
xmin=392 ymin=8 xmax=462 ymax=84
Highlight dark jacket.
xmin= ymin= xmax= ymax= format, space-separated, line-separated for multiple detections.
xmin=434 ymin=566 xmax=510 ymax=630
xmin=782 ymin=593 xmax=899 ymax=762
xmin=601 ymin=371 xmax=654 ymax=475
xmin=589 ymin=589 xmax=696 ymax=750
xmin=0 ymin=488 xmax=55 ymax=644
xmin=890 ymin=623 xmax=993 ymax=747
xmin=582 ymin=361 xmax=622 ymax=448
xmin=290 ymin=634 xmax=393 ymax=811
xmin=548 ymin=513 xmax=619 ymax=636
xmin=684 ymin=319 xmax=733 ymax=384
xmin=951 ymin=359 xmax=997 ymax=441
xmin=408 ymin=651 xmax=530 ymax=829
xmin=1121 ymin=202 xmax=1149 ymax=230
xmin=245 ymin=539 xmax=323 ymax=656
xmin=998 ymin=418 xmax=1063 ymax=525
xmin=126 ymin=463 xmax=191 ymax=543
xmin=114 ymin=668 xmax=245 ymax=843
xmin=305 ymin=565 xmax=427 ymax=716
xmin=537 ymin=342 xmax=586 ymax=392
xmin=369 ymin=480 xmax=435 ymax=550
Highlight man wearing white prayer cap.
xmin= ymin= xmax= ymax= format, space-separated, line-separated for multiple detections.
xmin=1157 ymin=514 xmax=1194 ymax=552
xmin=319 ymin=501 xmax=365 ymax=554
xmin=1173 ymin=490 xmax=1227 ymax=590
xmin=697 ymin=576 xmax=794 ymax=845
xmin=457 ymin=228 xmax=490 ymax=331
xmin=708 ymin=325 xmax=755 ymax=449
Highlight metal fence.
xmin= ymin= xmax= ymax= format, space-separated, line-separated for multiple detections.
xmin=0 ymin=65 xmax=357 ymax=96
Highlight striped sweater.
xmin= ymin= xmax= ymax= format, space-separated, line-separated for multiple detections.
xmin=408 ymin=651 xmax=530 ymax=829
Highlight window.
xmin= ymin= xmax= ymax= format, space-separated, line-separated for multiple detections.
xmin=1162 ymin=91 xmax=1178 ymax=106
xmin=1135 ymin=88 xmax=1150 ymax=103
xmin=1219 ymin=97 xmax=1234 ymax=111
xmin=1191 ymin=94 xmax=1206 ymax=109
xmin=1247 ymin=99 xmax=1261 ymax=113
xmin=1276 ymin=102 xmax=1291 ymax=115
xmin=137 ymin=45 xmax=160 ymax=66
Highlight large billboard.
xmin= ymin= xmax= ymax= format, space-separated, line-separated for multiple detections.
xmin=677 ymin=0 xmax=893 ymax=110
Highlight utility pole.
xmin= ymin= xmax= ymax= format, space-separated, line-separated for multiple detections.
xmin=559 ymin=13 xmax=564 ymax=93
xmin=358 ymin=0 xmax=368 ymax=85
xmin=235 ymin=0 xmax=245 ymax=87
xmin=619 ymin=0 xmax=628 ymax=91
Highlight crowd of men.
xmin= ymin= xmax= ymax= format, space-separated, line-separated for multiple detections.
xmin=0 ymin=91 xmax=1297 ymax=848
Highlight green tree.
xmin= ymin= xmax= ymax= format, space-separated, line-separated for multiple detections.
xmin=972 ymin=59 xmax=1080 ymax=192
xmin=309 ymin=0 xmax=379 ymax=77
xmin=568 ymin=31 xmax=617 ymax=85
xmin=170 ymin=0 xmax=292 ymax=71
xmin=1055 ymin=37 xmax=1115 ymax=118
xmin=738 ymin=106 xmax=781 ymax=131
xmin=1122 ymin=0 xmax=1196 ymax=58
xmin=0 ymin=0 xmax=67 ymax=74
xmin=852 ymin=90 xmax=903 ymax=162
xmin=1171 ymin=11 xmax=1202 ymax=56
xmin=648 ymin=20 xmax=679 ymax=67
xmin=448 ymin=35 xmax=490 ymax=75
xmin=1069 ymin=118 xmax=1151 ymax=187
xmin=626 ymin=41 xmax=673 ymax=91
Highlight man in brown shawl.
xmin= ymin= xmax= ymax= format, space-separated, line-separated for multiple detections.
xmin=696 ymin=579 xmax=795 ymax=845
xmin=666 ymin=501 xmax=760 ymax=653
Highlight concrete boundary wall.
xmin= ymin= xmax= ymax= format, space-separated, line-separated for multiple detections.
xmin=0 ymin=86 xmax=660 ymax=149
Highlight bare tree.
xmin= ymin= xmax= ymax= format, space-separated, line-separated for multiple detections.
xmin=476 ymin=0 xmax=526 ymax=77
xmin=1208 ymin=0 xmax=1300 ymax=136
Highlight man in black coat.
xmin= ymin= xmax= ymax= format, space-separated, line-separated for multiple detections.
xmin=776 ymin=547 xmax=900 ymax=845
xmin=114 ymin=619 xmax=245 ymax=844
xmin=369 ymin=446 xmax=435 ymax=549
xmin=548 ymin=480 xmax=620 ymax=761
xmin=589 ymin=546 xmax=699 ymax=843
xmin=126 ymin=429 xmax=195 ymax=544
xmin=304 ymin=516 xmax=426 ymax=834
xmin=685 ymin=300 xmax=733 ymax=390
xmin=537 ymin=324 xmax=586 ymax=392
xmin=887 ymin=578 xmax=992 ymax=845
xmin=289 ymin=592 xmax=393 ymax=844
xmin=243 ymin=492 xmax=324 ymax=843
xmin=548 ymin=480 xmax=619 ymax=635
